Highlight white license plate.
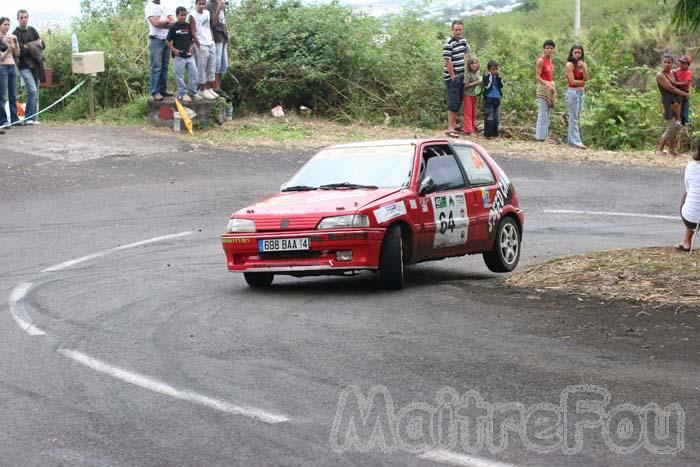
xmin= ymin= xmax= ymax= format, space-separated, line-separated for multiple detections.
xmin=258 ymin=238 xmax=310 ymax=252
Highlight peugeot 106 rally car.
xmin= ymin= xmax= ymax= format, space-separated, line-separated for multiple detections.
xmin=222 ymin=139 xmax=524 ymax=289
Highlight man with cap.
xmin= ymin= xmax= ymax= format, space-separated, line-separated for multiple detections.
xmin=674 ymin=55 xmax=693 ymax=126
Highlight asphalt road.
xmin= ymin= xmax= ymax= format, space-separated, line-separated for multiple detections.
xmin=1 ymin=126 xmax=698 ymax=467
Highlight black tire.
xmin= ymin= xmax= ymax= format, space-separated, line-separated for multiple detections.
xmin=483 ymin=216 xmax=521 ymax=273
xmin=379 ymin=225 xmax=404 ymax=290
xmin=243 ymin=272 xmax=274 ymax=287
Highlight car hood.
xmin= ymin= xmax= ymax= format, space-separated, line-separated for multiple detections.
xmin=234 ymin=188 xmax=401 ymax=231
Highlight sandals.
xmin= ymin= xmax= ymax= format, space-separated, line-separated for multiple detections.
xmin=674 ymin=244 xmax=690 ymax=252
xmin=445 ymin=130 xmax=460 ymax=138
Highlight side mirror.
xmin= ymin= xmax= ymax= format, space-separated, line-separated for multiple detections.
xmin=418 ymin=176 xmax=436 ymax=196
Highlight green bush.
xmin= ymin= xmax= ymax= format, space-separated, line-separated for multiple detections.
xmin=37 ymin=0 xmax=697 ymax=149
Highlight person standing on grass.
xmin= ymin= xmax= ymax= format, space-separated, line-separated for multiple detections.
xmin=482 ymin=60 xmax=504 ymax=139
xmin=146 ymin=0 xmax=175 ymax=101
xmin=565 ymin=44 xmax=590 ymax=149
xmin=13 ymin=9 xmax=44 ymax=125
xmin=462 ymin=57 xmax=480 ymax=135
xmin=674 ymin=55 xmax=693 ymax=126
xmin=167 ymin=7 xmax=201 ymax=103
xmin=0 ymin=17 xmax=20 ymax=129
xmin=0 ymin=37 xmax=5 ymax=133
xmin=657 ymin=54 xmax=688 ymax=157
xmin=535 ymin=39 xmax=556 ymax=142
xmin=206 ymin=0 xmax=229 ymax=96
xmin=190 ymin=0 xmax=218 ymax=100
xmin=443 ymin=20 xmax=470 ymax=138
xmin=675 ymin=139 xmax=700 ymax=252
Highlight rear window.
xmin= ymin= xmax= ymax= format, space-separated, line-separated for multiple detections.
xmin=454 ymin=146 xmax=496 ymax=186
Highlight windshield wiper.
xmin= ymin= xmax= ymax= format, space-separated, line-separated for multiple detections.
xmin=319 ymin=182 xmax=378 ymax=190
xmin=281 ymin=185 xmax=318 ymax=192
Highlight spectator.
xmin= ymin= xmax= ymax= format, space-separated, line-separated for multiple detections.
xmin=656 ymin=54 xmax=688 ymax=157
xmin=565 ymin=44 xmax=590 ymax=149
xmin=462 ymin=57 xmax=480 ymax=135
xmin=482 ymin=60 xmax=504 ymax=139
xmin=146 ymin=0 xmax=175 ymax=101
xmin=675 ymin=139 xmax=700 ymax=252
xmin=674 ymin=55 xmax=692 ymax=126
xmin=206 ymin=0 xmax=229 ymax=96
xmin=0 ymin=33 xmax=5 ymax=134
xmin=13 ymin=9 xmax=44 ymax=125
xmin=443 ymin=20 xmax=470 ymax=138
xmin=167 ymin=7 xmax=201 ymax=103
xmin=0 ymin=17 xmax=20 ymax=129
xmin=535 ymin=39 xmax=556 ymax=142
xmin=190 ymin=0 xmax=218 ymax=100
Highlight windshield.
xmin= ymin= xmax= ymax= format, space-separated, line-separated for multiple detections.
xmin=283 ymin=145 xmax=415 ymax=190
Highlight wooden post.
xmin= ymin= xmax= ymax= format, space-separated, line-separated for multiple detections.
xmin=88 ymin=75 xmax=95 ymax=120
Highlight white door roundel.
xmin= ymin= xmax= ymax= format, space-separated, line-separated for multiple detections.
xmin=431 ymin=193 xmax=469 ymax=248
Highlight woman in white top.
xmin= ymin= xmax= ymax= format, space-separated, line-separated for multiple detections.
xmin=676 ymin=139 xmax=700 ymax=251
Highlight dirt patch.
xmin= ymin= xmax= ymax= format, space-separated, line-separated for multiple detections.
xmin=506 ymin=247 xmax=700 ymax=310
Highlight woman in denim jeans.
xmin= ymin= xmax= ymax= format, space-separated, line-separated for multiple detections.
xmin=565 ymin=45 xmax=590 ymax=149
xmin=0 ymin=17 xmax=20 ymax=129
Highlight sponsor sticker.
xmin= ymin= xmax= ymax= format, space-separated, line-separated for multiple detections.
xmin=223 ymin=237 xmax=250 ymax=244
xmin=373 ymin=201 xmax=407 ymax=224
xmin=421 ymin=198 xmax=430 ymax=213
xmin=481 ymin=187 xmax=492 ymax=208
xmin=409 ymin=199 xmax=418 ymax=210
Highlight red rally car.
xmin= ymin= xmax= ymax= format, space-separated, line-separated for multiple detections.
xmin=222 ymin=139 xmax=524 ymax=289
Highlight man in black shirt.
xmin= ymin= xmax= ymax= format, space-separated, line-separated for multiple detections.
xmin=167 ymin=7 xmax=201 ymax=102
xmin=13 ymin=9 xmax=44 ymax=125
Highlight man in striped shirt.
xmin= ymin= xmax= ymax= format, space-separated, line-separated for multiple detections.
xmin=443 ymin=20 xmax=470 ymax=137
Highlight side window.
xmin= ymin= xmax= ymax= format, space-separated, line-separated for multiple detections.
xmin=421 ymin=145 xmax=465 ymax=192
xmin=453 ymin=146 xmax=496 ymax=186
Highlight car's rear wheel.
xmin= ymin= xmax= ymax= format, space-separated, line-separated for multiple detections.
xmin=379 ymin=225 xmax=404 ymax=290
xmin=483 ymin=216 xmax=521 ymax=273
xmin=243 ymin=272 xmax=274 ymax=287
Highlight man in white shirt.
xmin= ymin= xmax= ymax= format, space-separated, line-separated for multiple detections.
xmin=190 ymin=0 xmax=218 ymax=100
xmin=145 ymin=0 xmax=175 ymax=100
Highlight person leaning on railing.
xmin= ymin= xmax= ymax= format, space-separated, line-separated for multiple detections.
xmin=675 ymin=139 xmax=700 ymax=252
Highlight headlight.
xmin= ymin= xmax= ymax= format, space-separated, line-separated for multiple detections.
xmin=317 ymin=214 xmax=370 ymax=229
xmin=227 ymin=218 xmax=256 ymax=232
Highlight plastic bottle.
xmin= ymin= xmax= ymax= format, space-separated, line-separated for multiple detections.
xmin=71 ymin=33 xmax=79 ymax=53
xmin=226 ymin=103 xmax=233 ymax=121
xmin=173 ymin=112 xmax=181 ymax=133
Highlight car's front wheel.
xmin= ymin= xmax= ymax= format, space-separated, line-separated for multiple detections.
xmin=243 ymin=272 xmax=274 ymax=287
xmin=483 ymin=216 xmax=521 ymax=273
xmin=379 ymin=225 xmax=404 ymax=290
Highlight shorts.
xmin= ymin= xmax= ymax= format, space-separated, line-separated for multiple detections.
xmin=215 ymin=42 xmax=228 ymax=74
xmin=681 ymin=212 xmax=698 ymax=230
xmin=445 ymin=76 xmax=464 ymax=112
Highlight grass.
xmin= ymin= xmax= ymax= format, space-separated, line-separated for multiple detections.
xmin=506 ymin=247 xmax=700 ymax=310
xmin=192 ymin=114 xmax=428 ymax=150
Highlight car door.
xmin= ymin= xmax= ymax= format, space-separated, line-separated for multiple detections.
xmin=452 ymin=144 xmax=498 ymax=251
xmin=416 ymin=144 xmax=475 ymax=260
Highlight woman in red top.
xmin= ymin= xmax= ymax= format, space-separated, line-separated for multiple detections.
xmin=535 ymin=39 xmax=556 ymax=141
xmin=565 ymin=45 xmax=590 ymax=148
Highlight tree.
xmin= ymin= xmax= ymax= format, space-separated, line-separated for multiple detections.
xmin=665 ymin=0 xmax=700 ymax=31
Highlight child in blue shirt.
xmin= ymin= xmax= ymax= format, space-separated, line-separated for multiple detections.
xmin=482 ymin=60 xmax=504 ymax=138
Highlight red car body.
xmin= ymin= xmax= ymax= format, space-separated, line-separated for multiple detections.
xmin=222 ymin=139 xmax=524 ymax=288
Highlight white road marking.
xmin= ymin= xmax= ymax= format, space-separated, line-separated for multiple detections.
xmin=543 ymin=209 xmax=677 ymax=221
xmin=419 ymin=449 xmax=519 ymax=467
xmin=42 ymin=231 xmax=195 ymax=272
xmin=57 ymin=349 xmax=290 ymax=424
xmin=8 ymin=282 xmax=46 ymax=336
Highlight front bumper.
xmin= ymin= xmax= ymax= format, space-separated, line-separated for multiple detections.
xmin=221 ymin=228 xmax=386 ymax=275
